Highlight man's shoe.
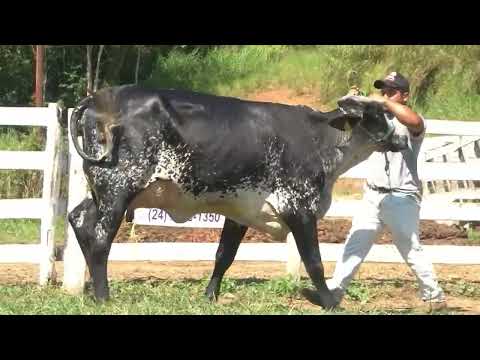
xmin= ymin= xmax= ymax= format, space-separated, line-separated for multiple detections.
xmin=422 ymin=291 xmax=447 ymax=310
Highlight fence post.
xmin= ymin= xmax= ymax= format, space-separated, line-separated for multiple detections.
xmin=38 ymin=103 xmax=61 ymax=285
xmin=62 ymin=108 xmax=88 ymax=294
xmin=285 ymin=232 xmax=302 ymax=280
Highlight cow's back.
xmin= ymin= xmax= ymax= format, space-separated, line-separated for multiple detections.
xmin=91 ymin=85 xmax=341 ymax=200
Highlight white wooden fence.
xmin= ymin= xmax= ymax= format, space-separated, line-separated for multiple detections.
xmin=0 ymin=103 xmax=62 ymax=285
xmin=1 ymin=107 xmax=480 ymax=293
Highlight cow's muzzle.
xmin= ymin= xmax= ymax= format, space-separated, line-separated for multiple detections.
xmin=362 ymin=122 xmax=408 ymax=152
xmin=357 ymin=122 xmax=407 ymax=152
xmin=382 ymin=134 xmax=408 ymax=152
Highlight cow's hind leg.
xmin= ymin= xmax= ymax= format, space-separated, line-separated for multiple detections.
xmin=205 ymin=218 xmax=248 ymax=301
xmin=283 ymin=211 xmax=337 ymax=310
xmin=89 ymin=193 xmax=130 ymax=301
xmin=68 ymin=198 xmax=98 ymax=276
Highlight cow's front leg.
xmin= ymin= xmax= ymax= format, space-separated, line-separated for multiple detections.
xmin=90 ymin=193 xmax=129 ymax=302
xmin=282 ymin=210 xmax=337 ymax=310
xmin=205 ymin=218 xmax=248 ymax=302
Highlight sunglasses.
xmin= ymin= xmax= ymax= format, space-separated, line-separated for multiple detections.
xmin=380 ymin=88 xmax=400 ymax=97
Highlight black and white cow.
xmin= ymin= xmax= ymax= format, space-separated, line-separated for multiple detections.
xmin=68 ymin=85 xmax=407 ymax=309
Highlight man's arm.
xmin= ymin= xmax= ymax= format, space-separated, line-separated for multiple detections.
xmin=369 ymin=94 xmax=425 ymax=136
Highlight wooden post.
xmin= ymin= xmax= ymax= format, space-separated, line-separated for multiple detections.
xmin=62 ymin=108 xmax=88 ymax=294
xmin=285 ymin=232 xmax=302 ymax=280
xmin=38 ymin=103 xmax=61 ymax=285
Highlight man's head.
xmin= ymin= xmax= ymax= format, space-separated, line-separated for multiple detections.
xmin=374 ymin=71 xmax=410 ymax=105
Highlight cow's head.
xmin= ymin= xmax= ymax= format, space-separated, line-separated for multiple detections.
xmin=334 ymin=95 xmax=408 ymax=152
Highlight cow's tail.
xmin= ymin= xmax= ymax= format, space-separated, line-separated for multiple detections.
xmin=69 ymin=95 xmax=116 ymax=164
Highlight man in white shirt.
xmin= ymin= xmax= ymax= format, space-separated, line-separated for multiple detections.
xmin=326 ymin=72 xmax=446 ymax=307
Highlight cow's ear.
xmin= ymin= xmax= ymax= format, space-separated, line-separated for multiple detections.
xmin=328 ymin=116 xmax=360 ymax=132
xmin=309 ymin=109 xmax=361 ymax=132
xmin=327 ymin=116 xmax=348 ymax=131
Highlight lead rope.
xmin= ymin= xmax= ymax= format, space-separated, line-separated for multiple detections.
xmin=384 ymin=151 xmax=392 ymax=191
xmin=384 ymin=114 xmax=393 ymax=192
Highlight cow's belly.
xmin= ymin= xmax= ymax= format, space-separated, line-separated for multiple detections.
xmin=127 ymin=180 xmax=290 ymax=241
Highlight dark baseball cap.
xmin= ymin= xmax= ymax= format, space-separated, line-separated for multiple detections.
xmin=373 ymin=71 xmax=410 ymax=93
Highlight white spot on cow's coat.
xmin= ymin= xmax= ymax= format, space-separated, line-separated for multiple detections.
xmin=94 ymin=223 xmax=107 ymax=240
xmin=144 ymin=141 xmax=193 ymax=186
xmin=75 ymin=210 xmax=87 ymax=228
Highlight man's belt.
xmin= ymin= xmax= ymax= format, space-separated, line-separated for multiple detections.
xmin=367 ymin=184 xmax=393 ymax=193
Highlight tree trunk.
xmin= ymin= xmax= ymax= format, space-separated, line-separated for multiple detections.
xmin=93 ymin=45 xmax=104 ymax=92
xmin=35 ymin=45 xmax=44 ymax=106
xmin=135 ymin=47 xmax=141 ymax=84
xmin=43 ymin=46 xmax=47 ymax=104
xmin=105 ymin=46 xmax=129 ymax=83
xmin=86 ymin=45 xmax=93 ymax=95
xmin=31 ymin=46 xmax=36 ymax=104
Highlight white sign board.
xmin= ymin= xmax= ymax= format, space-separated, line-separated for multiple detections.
xmin=134 ymin=208 xmax=225 ymax=228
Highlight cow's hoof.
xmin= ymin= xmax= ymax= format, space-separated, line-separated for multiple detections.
xmin=94 ymin=296 xmax=109 ymax=304
xmin=205 ymin=290 xmax=219 ymax=303
xmin=301 ymin=288 xmax=338 ymax=310
xmin=94 ymin=290 xmax=110 ymax=303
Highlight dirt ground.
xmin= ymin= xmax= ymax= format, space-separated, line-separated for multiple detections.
xmin=1 ymin=261 xmax=480 ymax=314
xmin=246 ymin=87 xmax=329 ymax=111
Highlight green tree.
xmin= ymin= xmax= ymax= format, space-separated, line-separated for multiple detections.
xmin=0 ymin=46 xmax=34 ymax=106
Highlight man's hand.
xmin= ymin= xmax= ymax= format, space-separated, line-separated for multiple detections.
xmin=369 ymin=93 xmax=424 ymax=135
xmin=368 ymin=93 xmax=386 ymax=105
xmin=347 ymin=86 xmax=361 ymax=96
